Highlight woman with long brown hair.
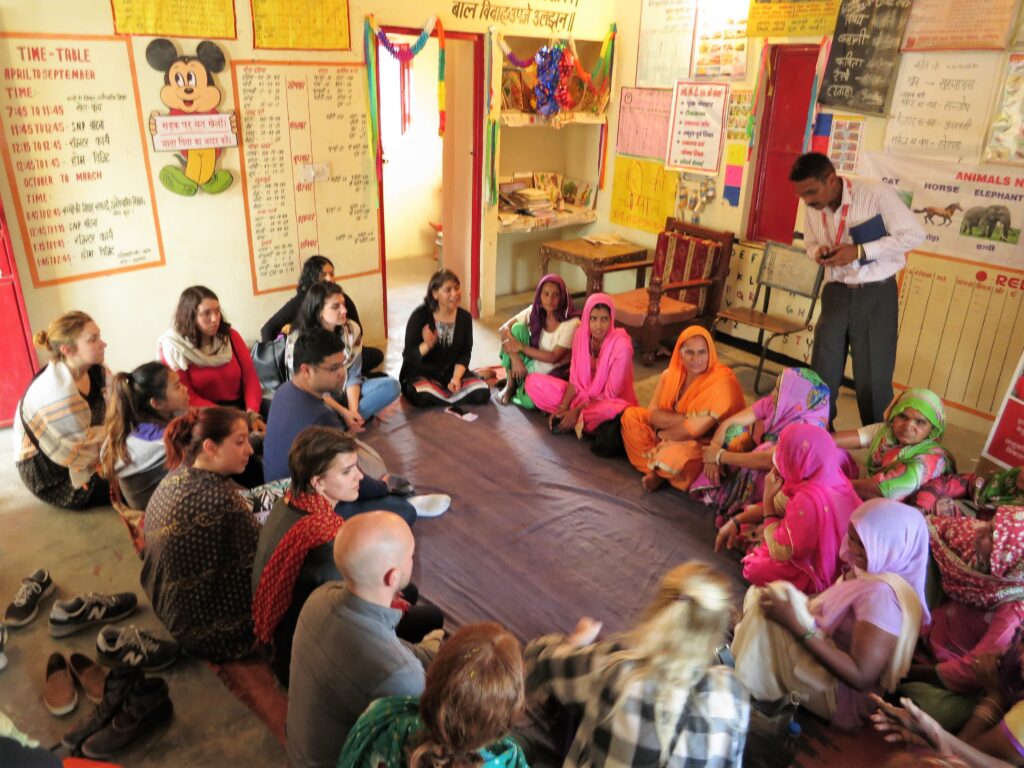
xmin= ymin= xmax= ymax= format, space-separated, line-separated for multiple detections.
xmin=338 ymin=622 xmax=528 ymax=767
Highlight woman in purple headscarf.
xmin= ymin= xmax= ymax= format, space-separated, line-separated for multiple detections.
xmin=726 ymin=424 xmax=861 ymax=595
xmin=732 ymin=498 xmax=931 ymax=729
xmin=497 ymin=274 xmax=580 ymax=408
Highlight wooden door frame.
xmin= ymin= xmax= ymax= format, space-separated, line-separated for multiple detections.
xmin=745 ymin=44 xmax=818 ymax=242
xmin=373 ymin=26 xmax=485 ymax=323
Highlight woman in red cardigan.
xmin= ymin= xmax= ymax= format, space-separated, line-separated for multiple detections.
xmin=159 ymin=285 xmax=265 ymax=434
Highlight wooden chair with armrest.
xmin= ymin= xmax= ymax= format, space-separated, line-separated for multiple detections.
xmin=714 ymin=240 xmax=824 ymax=395
xmin=608 ymin=218 xmax=735 ymax=366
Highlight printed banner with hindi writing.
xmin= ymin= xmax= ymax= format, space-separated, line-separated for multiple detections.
xmin=111 ymin=0 xmax=236 ymax=38
xmin=449 ymin=1 xmax=577 ymax=33
xmin=818 ymin=0 xmax=912 ymax=115
xmin=884 ymin=52 xmax=1001 ymax=162
xmin=665 ymin=81 xmax=728 ymax=173
xmin=862 ymin=152 xmax=1024 ymax=270
xmin=252 ymin=0 xmax=351 ymax=50
xmin=901 ymin=0 xmax=1018 ymax=51
xmin=0 ymin=35 xmax=163 ymax=286
xmin=746 ymin=0 xmax=840 ymax=37
xmin=609 ymin=156 xmax=680 ymax=234
xmin=984 ymin=54 xmax=1024 ymax=167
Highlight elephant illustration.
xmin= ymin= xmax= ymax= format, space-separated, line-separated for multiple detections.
xmin=979 ymin=205 xmax=1012 ymax=241
xmin=960 ymin=206 xmax=987 ymax=235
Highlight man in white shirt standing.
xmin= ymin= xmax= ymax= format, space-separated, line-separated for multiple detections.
xmin=790 ymin=152 xmax=925 ymax=428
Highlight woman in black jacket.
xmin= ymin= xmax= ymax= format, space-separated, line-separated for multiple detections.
xmin=400 ymin=269 xmax=490 ymax=408
xmin=260 ymin=255 xmax=383 ymax=373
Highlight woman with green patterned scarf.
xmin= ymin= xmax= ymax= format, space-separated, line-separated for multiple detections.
xmin=835 ymin=388 xmax=956 ymax=502
xmin=338 ymin=623 xmax=529 ymax=768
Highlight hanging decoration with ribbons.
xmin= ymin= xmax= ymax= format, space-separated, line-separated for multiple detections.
xmin=365 ymin=15 xmax=447 ymax=137
xmin=495 ymin=24 xmax=616 ymax=119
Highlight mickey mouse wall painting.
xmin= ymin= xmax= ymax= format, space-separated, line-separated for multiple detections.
xmin=146 ymin=39 xmax=237 ymax=196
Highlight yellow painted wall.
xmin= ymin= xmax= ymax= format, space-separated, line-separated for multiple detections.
xmin=0 ymin=0 xmax=615 ymax=371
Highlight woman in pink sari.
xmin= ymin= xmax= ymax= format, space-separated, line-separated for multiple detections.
xmin=730 ymin=423 xmax=862 ymax=594
xmin=524 ymin=293 xmax=637 ymax=435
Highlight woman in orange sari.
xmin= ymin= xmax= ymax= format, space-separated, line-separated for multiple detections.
xmin=621 ymin=326 xmax=745 ymax=492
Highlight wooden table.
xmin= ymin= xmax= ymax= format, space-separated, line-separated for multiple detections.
xmin=538 ymin=238 xmax=650 ymax=297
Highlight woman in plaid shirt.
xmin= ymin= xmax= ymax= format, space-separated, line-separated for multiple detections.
xmin=525 ymin=561 xmax=749 ymax=767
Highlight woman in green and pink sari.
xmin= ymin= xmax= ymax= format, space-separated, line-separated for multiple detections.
xmin=835 ymin=388 xmax=955 ymax=502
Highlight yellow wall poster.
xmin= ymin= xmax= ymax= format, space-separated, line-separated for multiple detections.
xmin=251 ymin=0 xmax=351 ymax=50
xmin=747 ymin=0 xmax=840 ymax=37
xmin=111 ymin=0 xmax=236 ymax=39
xmin=609 ymin=156 xmax=680 ymax=234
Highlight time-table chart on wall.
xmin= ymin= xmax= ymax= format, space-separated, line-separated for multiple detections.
xmin=232 ymin=61 xmax=378 ymax=294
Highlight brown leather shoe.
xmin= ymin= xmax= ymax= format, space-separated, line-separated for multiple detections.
xmin=44 ymin=652 xmax=78 ymax=716
xmin=69 ymin=652 xmax=108 ymax=704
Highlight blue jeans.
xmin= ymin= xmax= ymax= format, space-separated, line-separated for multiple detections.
xmin=335 ymin=493 xmax=416 ymax=527
xmin=356 ymin=376 xmax=401 ymax=420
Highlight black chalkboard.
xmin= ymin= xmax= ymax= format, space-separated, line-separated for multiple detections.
xmin=818 ymin=0 xmax=913 ymax=115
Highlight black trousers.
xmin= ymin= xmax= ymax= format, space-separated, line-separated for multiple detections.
xmin=811 ymin=277 xmax=898 ymax=427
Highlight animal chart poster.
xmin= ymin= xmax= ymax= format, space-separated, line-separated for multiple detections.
xmin=862 ymin=153 xmax=1024 ymax=269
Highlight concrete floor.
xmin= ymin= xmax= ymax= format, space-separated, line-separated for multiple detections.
xmin=0 ymin=255 xmax=988 ymax=766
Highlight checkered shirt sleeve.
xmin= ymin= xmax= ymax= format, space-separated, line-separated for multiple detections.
xmin=525 ymin=635 xmax=749 ymax=767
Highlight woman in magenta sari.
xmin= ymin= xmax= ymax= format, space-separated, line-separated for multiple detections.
xmin=729 ymin=423 xmax=862 ymax=595
xmin=524 ymin=293 xmax=638 ymax=435
xmin=691 ymin=367 xmax=831 ymax=521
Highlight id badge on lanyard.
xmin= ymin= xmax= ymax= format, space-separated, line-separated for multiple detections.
xmin=823 ymin=178 xmax=852 ymax=247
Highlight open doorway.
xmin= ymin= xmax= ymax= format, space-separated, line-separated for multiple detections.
xmin=374 ymin=26 xmax=484 ymax=350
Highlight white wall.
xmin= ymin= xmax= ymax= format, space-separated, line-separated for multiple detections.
xmin=381 ymin=36 xmax=442 ymax=261
xmin=0 ymin=0 xmax=616 ymax=372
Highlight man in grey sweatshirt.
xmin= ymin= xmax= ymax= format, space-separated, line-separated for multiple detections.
xmin=286 ymin=512 xmax=439 ymax=768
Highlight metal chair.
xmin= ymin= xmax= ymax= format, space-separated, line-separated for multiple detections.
xmin=714 ymin=241 xmax=824 ymax=395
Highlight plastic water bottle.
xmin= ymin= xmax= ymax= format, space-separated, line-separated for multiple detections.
xmin=779 ymin=720 xmax=801 ymax=767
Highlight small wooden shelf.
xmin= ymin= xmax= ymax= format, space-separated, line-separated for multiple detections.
xmin=500 ymin=111 xmax=607 ymax=128
xmin=498 ymin=207 xmax=597 ymax=234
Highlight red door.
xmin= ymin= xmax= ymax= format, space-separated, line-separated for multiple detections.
xmin=746 ymin=45 xmax=819 ymax=243
xmin=0 ymin=195 xmax=39 ymax=426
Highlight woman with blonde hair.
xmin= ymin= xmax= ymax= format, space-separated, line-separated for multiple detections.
xmin=14 ymin=311 xmax=111 ymax=509
xmin=338 ymin=622 xmax=529 ymax=767
xmin=525 ymin=562 xmax=749 ymax=767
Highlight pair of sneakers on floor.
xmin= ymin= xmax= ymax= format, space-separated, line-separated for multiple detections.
xmin=62 ymin=665 xmax=174 ymax=760
xmin=5 ymin=569 xmax=180 ymax=671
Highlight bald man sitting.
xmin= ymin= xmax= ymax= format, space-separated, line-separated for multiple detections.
xmin=286 ymin=512 xmax=443 ymax=768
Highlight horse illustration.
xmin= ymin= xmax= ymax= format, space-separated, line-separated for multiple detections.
xmin=913 ymin=202 xmax=962 ymax=226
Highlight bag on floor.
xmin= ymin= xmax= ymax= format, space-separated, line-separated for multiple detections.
xmin=250 ymin=337 xmax=288 ymax=397
xmin=590 ymin=413 xmax=626 ymax=458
